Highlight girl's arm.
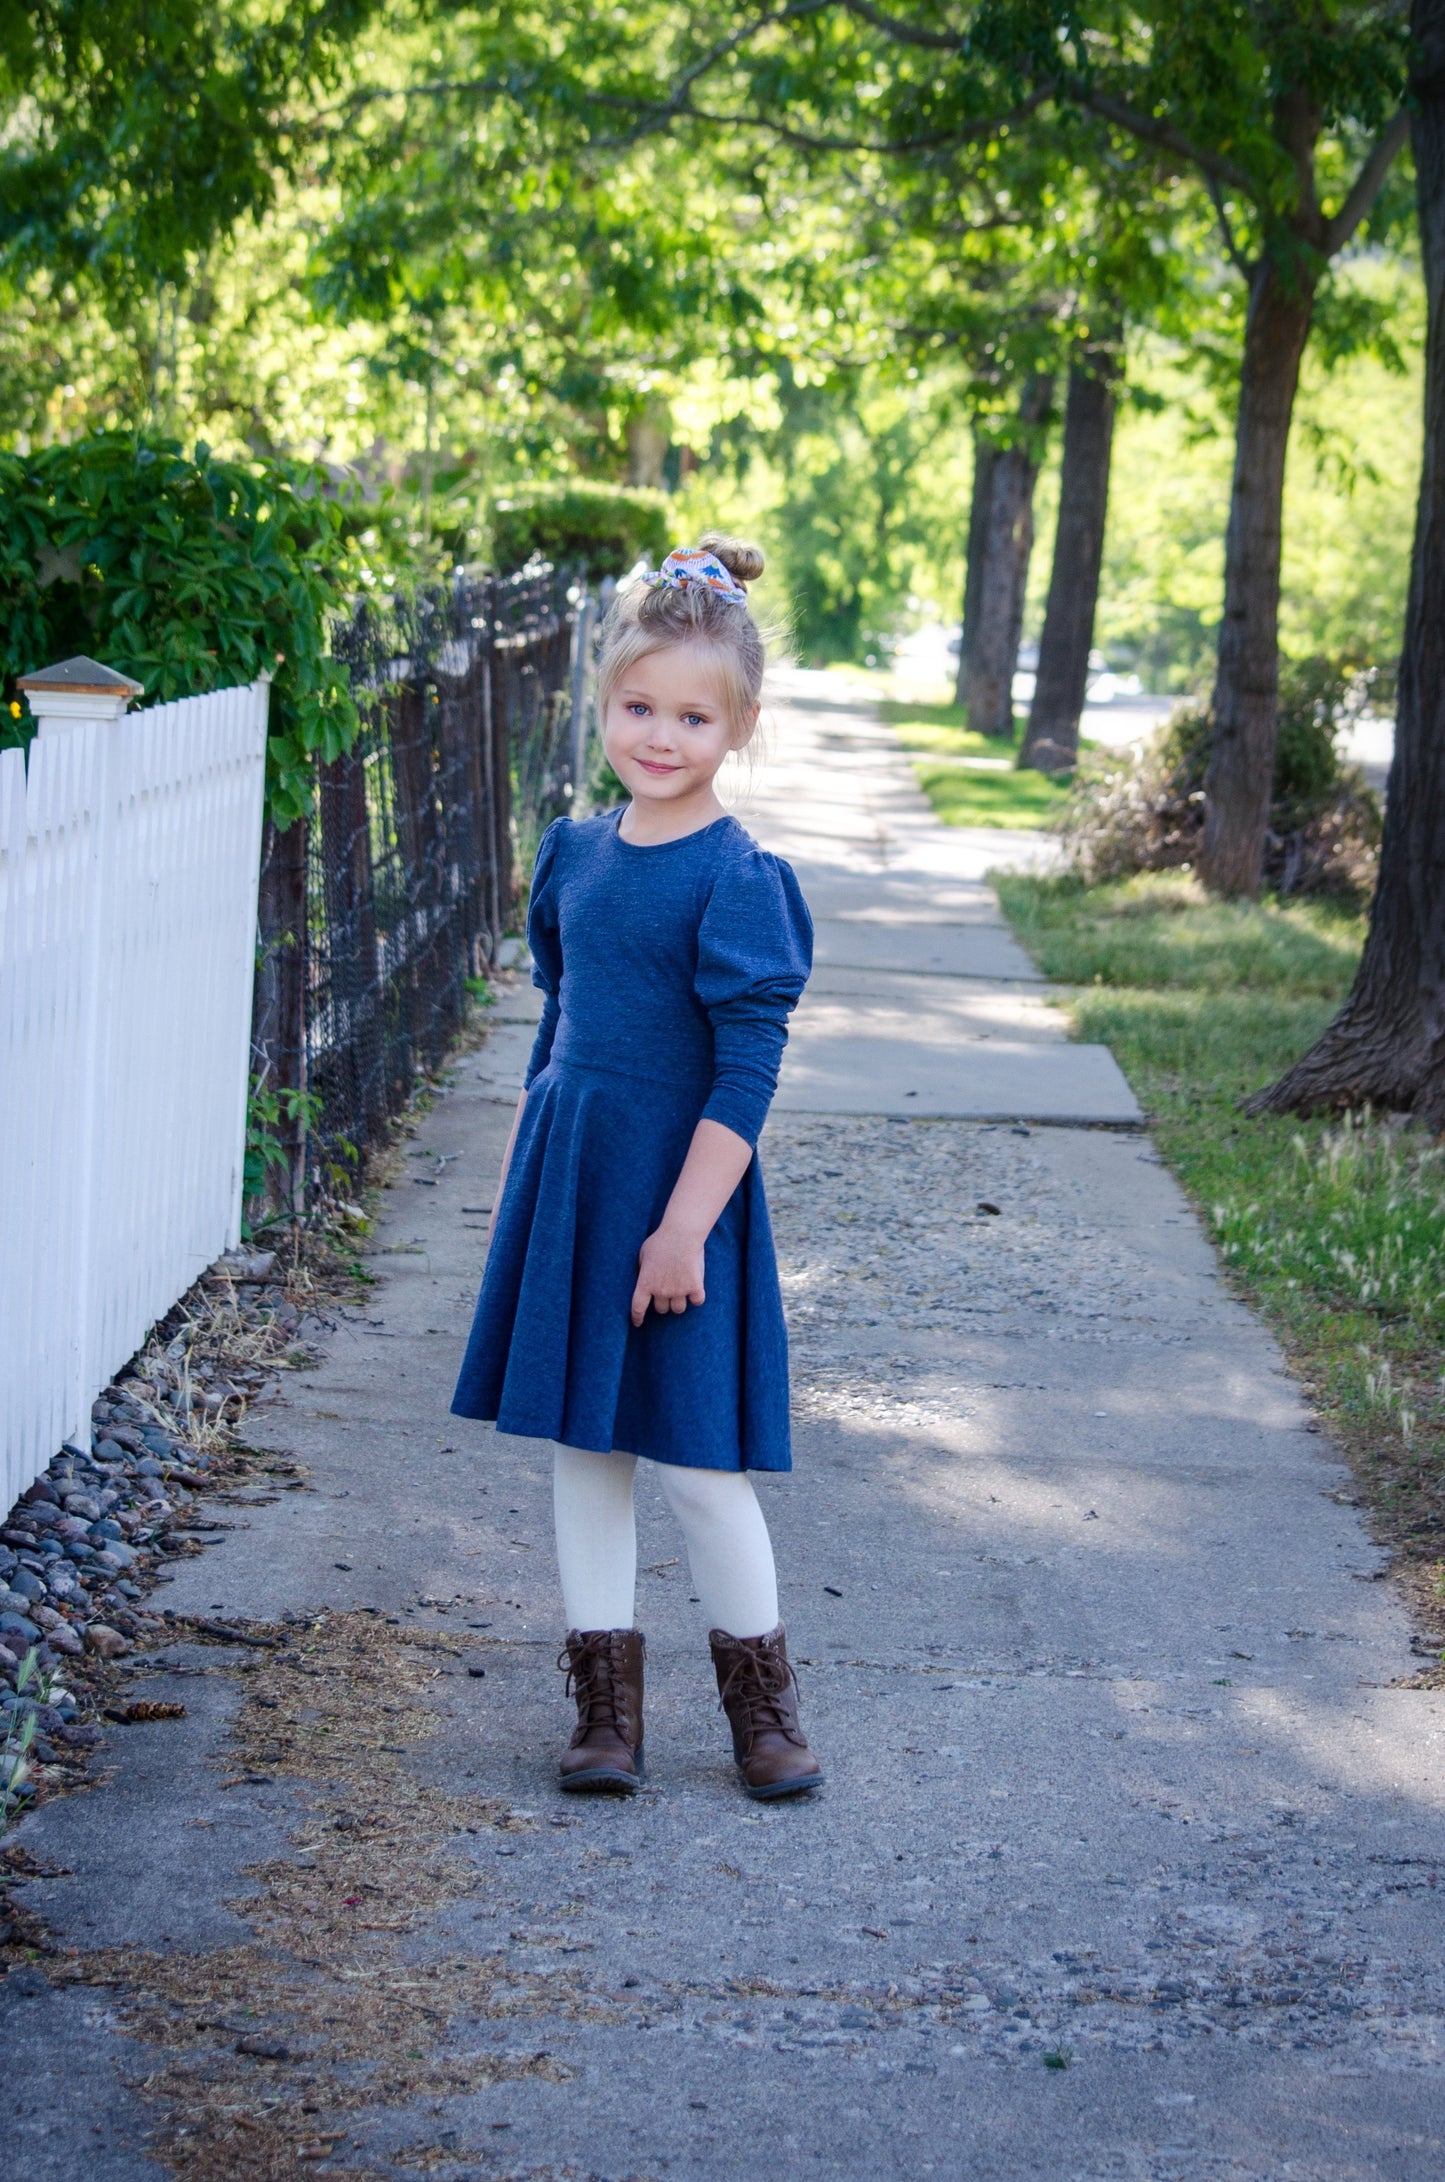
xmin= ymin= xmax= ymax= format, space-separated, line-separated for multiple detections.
xmin=492 ymin=1089 xmax=528 ymax=1219
xmin=630 ymin=1118 xmax=752 ymax=1326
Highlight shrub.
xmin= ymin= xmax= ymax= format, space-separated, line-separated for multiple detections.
xmin=490 ymin=480 xmax=670 ymax=582
xmin=0 ymin=433 xmax=386 ymax=825
xmin=1054 ymin=656 xmax=1384 ymax=897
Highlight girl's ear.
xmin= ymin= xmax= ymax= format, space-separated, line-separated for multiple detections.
xmin=734 ymin=702 xmax=761 ymax=750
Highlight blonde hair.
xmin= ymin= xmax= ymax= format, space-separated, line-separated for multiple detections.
xmin=596 ymin=531 xmax=767 ymax=746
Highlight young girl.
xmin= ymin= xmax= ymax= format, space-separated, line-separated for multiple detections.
xmin=452 ymin=534 xmax=822 ymax=1801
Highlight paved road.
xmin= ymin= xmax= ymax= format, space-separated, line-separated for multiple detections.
xmin=7 ymin=676 xmax=1445 ymax=2180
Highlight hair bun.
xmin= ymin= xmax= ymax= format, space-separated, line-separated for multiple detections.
xmin=698 ymin=531 xmax=765 ymax=586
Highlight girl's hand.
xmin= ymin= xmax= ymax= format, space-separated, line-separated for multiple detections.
xmin=631 ymin=1224 xmax=706 ymax=1326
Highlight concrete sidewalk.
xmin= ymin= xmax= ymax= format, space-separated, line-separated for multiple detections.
xmin=744 ymin=677 xmax=1140 ymax=1126
xmin=6 ymin=677 xmax=1445 ymax=2180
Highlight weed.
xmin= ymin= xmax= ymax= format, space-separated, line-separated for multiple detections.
xmin=1042 ymin=2044 xmax=1073 ymax=2069
xmin=1212 ymin=1122 xmax=1445 ymax=1339
xmin=242 ymin=1080 xmax=323 ymax=1231
xmin=1 ymin=1649 xmax=54 ymax=1838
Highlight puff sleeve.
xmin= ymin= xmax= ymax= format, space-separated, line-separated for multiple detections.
xmin=694 ymin=847 xmax=813 ymax=1148
xmin=523 ymin=821 xmax=566 ymax=1087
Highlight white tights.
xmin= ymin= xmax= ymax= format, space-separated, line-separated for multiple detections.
xmin=552 ymin=1444 xmax=780 ymax=1639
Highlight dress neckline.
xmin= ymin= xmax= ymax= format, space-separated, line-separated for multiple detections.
xmin=610 ymin=807 xmax=735 ymax=854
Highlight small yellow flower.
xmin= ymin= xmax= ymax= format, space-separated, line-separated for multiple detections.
xmin=9 ymin=700 xmax=20 ymax=718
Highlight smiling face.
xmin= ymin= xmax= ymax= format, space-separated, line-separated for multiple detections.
xmin=602 ymin=644 xmax=757 ymax=819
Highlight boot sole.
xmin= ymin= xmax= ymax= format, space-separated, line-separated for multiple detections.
xmin=558 ymin=1766 xmax=639 ymax=1794
xmin=741 ymin=1768 xmax=825 ymax=1801
xmin=559 ymin=1743 xmax=644 ymax=1795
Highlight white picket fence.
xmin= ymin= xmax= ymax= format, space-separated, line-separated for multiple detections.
xmin=0 ymin=678 xmax=269 ymax=1513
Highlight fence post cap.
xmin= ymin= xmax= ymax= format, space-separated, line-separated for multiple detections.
xmin=16 ymin=655 xmax=144 ymax=733
xmin=17 ymin=655 xmax=145 ymax=697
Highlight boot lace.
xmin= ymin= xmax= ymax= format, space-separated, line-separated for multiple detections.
xmin=716 ymin=1642 xmax=804 ymax=1745
xmin=559 ymin=1632 xmax=631 ymax=1736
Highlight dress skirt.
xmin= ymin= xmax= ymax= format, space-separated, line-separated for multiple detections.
xmin=450 ymin=1057 xmax=792 ymax=1471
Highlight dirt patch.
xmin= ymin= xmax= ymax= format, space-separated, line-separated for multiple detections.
xmin=34 ymin=1612 xmax=611 ymax=2178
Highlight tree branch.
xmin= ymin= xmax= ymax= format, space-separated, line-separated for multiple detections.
xmin=656 ymin=0 xmax=838 ymax=109
xmin=652 ymin=85 xmax=1054 ymax=158
xmin=321 ymin=74 xmax=512 ymax=121
xmin=1322 ymin=107 xmax=1410 ymax=257
xmin=1205 ymin=172 xmax=1255 ymax=280
xmin=1078 ymin=88 xmax=1258 ymax=199
xmin=319 ymin=2 xmax=836 ymax=128
xmin=840 ymin=0 xmax=966 ymax=49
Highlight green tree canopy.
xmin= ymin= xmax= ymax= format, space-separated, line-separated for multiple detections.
xmin=0 ymin=1 xmax=386 ymax=295
xmin=463 ymin=0 xmax=1412 ymax=891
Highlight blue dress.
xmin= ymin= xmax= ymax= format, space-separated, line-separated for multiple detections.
xmin=451 ymin=809 xmax=813 ymax=1470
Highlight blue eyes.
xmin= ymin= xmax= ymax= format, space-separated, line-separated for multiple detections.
xmin=626 ymin=704 xmax=709 ymax=727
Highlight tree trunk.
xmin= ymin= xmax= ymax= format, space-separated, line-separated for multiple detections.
xmin=251 ymin=816 xmax=309 ymax=1214
xmin=962 ymin=374 xmax=1053 ymax=739
xmin=1199 ymin=257 xmax=1316 ymax=895
xmin=1248 ymin=1 xmax=1445 ymax=1123
xmin=1019 ymin=350 xmax=1119 ymax=771
xmin=954 ymin=430 xmax=998 ymax=706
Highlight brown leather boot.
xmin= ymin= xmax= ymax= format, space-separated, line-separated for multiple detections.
xmin=557 ymin=1628 xmax=645 ymax=1793
xmin=709 ymin=1625 xmax=824 ymax=1800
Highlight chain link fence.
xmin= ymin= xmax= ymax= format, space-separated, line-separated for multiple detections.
xmin=251 ymin=562 xmax=594 ymax=1207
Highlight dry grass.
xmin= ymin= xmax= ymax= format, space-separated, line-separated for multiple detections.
xmin=52 ymin=1612 xmax=624 ymax=2179
xmin=128 ymin=1223 xmax=370 ymax=1462
xmin=12 ymin=1603 xmax=1065 ymax=2170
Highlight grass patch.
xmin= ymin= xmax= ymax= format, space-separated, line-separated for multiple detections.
xmin=994 ymin=870 xmax=1445 ymax=1662
xmin=913 ymin=761 xmax=1078 ymax=831
xmin=878 ymin=697 xmax=1018 ymax=760
xmin=882 ymin=699 xmax=1079 ymax=830
xmin=995 ymin=871 xmax=1364 ymax=996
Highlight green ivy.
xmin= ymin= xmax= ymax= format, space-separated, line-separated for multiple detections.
xmin=243 ymin=1079 xmax=325 ymax=1226
xmin=0 ymin=433 xmax=388 ymax=825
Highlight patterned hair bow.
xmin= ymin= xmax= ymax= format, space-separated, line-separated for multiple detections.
xmin=645 ymin=545 xmax=748 ymax=605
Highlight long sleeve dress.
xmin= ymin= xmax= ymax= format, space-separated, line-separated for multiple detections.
xmin=451 ymin=808 xmax=813 ymax=1471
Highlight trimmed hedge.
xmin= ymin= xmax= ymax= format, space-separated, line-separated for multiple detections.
xmin=490 ymin=480 xmax=670 ymax=582
xmin=0 ymin=434 xmax=381 ymax=826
